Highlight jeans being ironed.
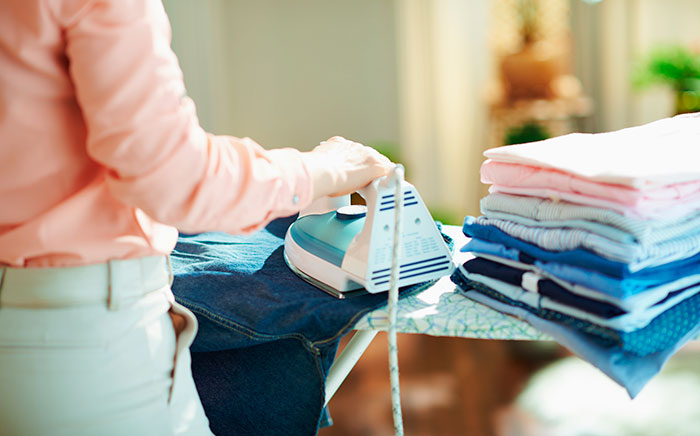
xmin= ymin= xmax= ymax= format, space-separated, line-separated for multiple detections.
xmin=171 ymin=216 xmax=451 ymax=436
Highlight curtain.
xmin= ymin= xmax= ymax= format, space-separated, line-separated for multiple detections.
xmin=395 ymin=0 xmax=492 ymax=219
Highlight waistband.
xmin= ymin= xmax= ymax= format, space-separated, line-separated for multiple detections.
xmin=0 ymin=256 xmax=172 ymax=310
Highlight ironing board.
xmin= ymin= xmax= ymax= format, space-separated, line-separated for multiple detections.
xmin=324 ymin=225 xmax=551 ymax=403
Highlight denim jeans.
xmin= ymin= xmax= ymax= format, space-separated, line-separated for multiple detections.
xmin=171 ymin=216 xmax=450 ymax=436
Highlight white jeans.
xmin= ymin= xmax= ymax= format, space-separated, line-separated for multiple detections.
xmin=0 ymin=257 xmax=213 ymax=436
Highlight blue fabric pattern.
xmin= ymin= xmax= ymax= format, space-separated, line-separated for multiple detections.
xmin=452 ymin=273 xmax=700 ymax=398
xmin=171 ymin=215 xmax=451 ymax=436
xmin=451 ymin=268 xmax=700 ymax=358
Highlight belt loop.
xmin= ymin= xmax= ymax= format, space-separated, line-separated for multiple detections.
xmin=166 ymin=255 xmax=174 ymax=287
xmin=107 ymin=260 xmax=120 ymax=311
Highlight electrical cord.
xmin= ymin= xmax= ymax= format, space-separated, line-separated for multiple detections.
xmin=387 ymin=164 xmax=405 ymax=436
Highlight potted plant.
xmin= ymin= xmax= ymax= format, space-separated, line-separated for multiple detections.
xmin=632 ymin=44 xmax=700 ymax=115
xmin=500 ymin=0 xmax=567 ymax=102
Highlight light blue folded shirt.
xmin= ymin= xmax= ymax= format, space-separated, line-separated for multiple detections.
xmin=483 ymin=209 xmax=636 ymax=243
xmin=481 ymin=193 xmax=700 ymax=246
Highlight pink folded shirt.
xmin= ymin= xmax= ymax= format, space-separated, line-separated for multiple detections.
xmin=482 ymin=160 xmax=700 ymax=205
xmin=0 ymin=0 xmax=312 ymax=267
xmin=487 ymin=186 xmax=700 ymax=220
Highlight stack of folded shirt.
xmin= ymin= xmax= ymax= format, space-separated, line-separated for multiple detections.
xmin=451 ymin=113 xmax=700 ymax=397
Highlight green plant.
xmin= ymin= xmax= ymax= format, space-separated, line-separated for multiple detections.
xmin=504 ymin=122 xmax=550 ymax=145
xmin=632 ymin=44 xmax=700 ymax=114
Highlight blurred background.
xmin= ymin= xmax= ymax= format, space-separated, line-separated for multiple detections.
xmin=162 ymin=1 xmax=700 ymax=435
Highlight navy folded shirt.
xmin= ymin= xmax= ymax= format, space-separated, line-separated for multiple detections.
xmin=462 ymin=257 xmax=627 ymax=318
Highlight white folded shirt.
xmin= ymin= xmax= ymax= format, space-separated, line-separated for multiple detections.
xmin=483 ymin=113 xmax=700 ymax=189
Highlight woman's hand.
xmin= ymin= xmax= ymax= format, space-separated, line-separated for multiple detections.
xmin=302 ymin=136 xmax=394 ymax=199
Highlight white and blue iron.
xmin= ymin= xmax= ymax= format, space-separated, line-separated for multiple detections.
xmin=283 ymin=168 xmax=454 ymax=298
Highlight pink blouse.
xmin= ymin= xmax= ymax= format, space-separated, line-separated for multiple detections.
xmin=0 ymin=0 xmax=313 ymax=267
xmin=481 ymin=160 xmax=700 ymax=206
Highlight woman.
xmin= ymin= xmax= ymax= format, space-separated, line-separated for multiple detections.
xmin=0 ymin=0 xmax=392 ymax=434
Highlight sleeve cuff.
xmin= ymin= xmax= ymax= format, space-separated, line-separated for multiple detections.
xmin=265 ymin=147 xmax=314 ymax=214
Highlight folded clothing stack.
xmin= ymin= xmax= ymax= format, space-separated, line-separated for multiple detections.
xmin=451 ymin=113 xmax=700 ymax=397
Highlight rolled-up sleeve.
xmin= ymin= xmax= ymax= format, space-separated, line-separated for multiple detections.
xmin=56 ymin=0 xmax=312 ymax=234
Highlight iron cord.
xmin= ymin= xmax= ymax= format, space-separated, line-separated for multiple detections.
xmin=388 ymin=164 xmax=405 ymax=436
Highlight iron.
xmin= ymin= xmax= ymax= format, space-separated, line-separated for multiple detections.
xmin=284 ymin=173 xmax=454 ymax=298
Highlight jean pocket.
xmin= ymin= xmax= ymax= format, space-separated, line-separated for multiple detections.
xmin=165 ymin=299 xmax=213 ymax=435
xmin=167 ymin=299 xmax=198 ymax=401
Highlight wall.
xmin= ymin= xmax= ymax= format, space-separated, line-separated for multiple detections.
xmin=163 ymin=0 xmax=399 ymax=152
